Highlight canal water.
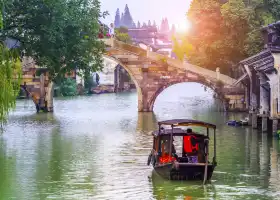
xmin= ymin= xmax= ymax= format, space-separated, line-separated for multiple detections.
xmin=1 ymin=83 xmax=280 ymax=200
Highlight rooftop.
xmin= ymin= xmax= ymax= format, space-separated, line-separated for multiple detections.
xmin=152 ymin=128 xmax=209 ymax=137
xmin=158 ymin=119 xmax=216 ymax=129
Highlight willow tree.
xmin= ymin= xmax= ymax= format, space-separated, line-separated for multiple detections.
xmin=1 ymin=0 xmax=106 ymax=112
xmin=0 ymin=6 xmax=22 ymax=125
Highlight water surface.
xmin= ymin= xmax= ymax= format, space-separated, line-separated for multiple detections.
xmin=1 ymin=83 xmax=280 ymax=200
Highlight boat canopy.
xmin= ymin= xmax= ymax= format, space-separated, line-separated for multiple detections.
xmin=152 ymin=128 xmax=210 ymax=137
xmin=158 ymin=119 xmax=216 ymax=129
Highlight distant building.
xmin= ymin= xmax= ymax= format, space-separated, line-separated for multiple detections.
xmin=128 ymin=27 xmax=158 ymax=43
xmin=127 ymin=23 xmax=175 ymax=46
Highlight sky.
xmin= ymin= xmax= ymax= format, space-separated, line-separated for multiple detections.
xmin=100 ymin=0 xmax=191 ymax=28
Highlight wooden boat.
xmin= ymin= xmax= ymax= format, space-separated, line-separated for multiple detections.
xmin=227 ymin=120 xmax=241 ymax=126
xmin=147 ymin=119 xmax=217 ymax=183
xmin=227 ymin=118 xmax=249 ymax=126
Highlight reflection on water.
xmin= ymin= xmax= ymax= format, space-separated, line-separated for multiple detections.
xmin=1 ymin=83 xmax=280 ymax=200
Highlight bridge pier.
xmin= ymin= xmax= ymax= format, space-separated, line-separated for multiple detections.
xmin=272 ymin=119 xmax=279 ymax=135
xmin=138 ymin=100 xmax=152 ymax=112
xmin=138 ymin=90 xmax=153 ymax=112
xmin=252 ymin=112 xmax=258 ymax=129
xmin=262 ymin=116 xmax=268 ymax=132
xmin=46 ymin=81 xmax=54 ymax=112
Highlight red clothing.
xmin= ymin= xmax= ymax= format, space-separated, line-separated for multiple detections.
xmin=98 ymin=33 xmax=104 ymax=38
xmin=159 ymin=154 xmax=176 ymax=164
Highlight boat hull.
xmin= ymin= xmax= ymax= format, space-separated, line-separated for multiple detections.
xmin=154 ymin=163 xmax=215 ymax=180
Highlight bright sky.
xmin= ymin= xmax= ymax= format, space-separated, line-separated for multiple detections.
xmin=100 ymin=0 xmax=191 ymax=28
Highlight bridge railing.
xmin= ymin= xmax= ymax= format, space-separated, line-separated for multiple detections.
xmin=113 ymin=40 xmax=147 ymax=57
xmin=147 ymin=51 xmax=236 ymax=86
xmin=101 ymin=38 xmax=147 ymax=57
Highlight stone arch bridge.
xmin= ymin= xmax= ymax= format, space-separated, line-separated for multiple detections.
xmin=20 ymin=38 xmax=244 ymax=112
xmin=102 ymin=38 xmax=243 ymax=112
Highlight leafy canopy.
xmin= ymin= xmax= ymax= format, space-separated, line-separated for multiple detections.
xmin=174 ymin=0 xmax=280 ymax=76
xmin=1 ymin=0 xmax=106 ymax=81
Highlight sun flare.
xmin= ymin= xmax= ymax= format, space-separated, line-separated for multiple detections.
xmin=176 ymin=19 xmax=191 ymax=33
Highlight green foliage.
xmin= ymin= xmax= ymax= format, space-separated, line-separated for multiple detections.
xmin=172 ymin=36 xmax=193 ymax=61
xmin=0 ymin=45 xmax=22 ymax=124
xmin=84 ymin=73 xmax=97 ymax=93
xmin=177 ymin=0 xmax=280 ymax=76
xmin=60 ymin=78 xmax=77 ymax=96
xmin=264 ymin=0 xmax=280 ymax=20
xmin=1 ymin=0 xmax=106 ymax=81
xmin=0 ymin=6 xmax=22 ymax=124
xmin=117 ymin=26 xmax=129 ymax=33
xmin=115 ymin=27 xmax=132 ymax=43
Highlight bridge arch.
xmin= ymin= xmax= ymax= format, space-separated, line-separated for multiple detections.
xmin=147 ymin=80 xmax=222 ymax=112
xmin=102 ymin=55 xmax=144 ymax=110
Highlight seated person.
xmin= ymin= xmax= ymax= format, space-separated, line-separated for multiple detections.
xmin=159 ymin=137 xmax=178 ymax=162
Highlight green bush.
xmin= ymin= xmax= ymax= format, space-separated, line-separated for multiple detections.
xmin=60 ymin=78 xmax=77 ymax=96
xmin=115 ymin=27 xmax=131 ymax=44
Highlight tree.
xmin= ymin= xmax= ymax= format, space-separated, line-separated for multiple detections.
xmin=179 ymin=0 xmax=274 ymax=76
xmin=142 ymin=22 xmax=147 ymax=28
xmin=118 ymin=26 xmax=129 ymax=34
xmin=120 ymin=13 xmax=124 ymax=27
xmin=114 ymin=8 xmax=121 ymax=28
xmin=186 ymin=0 xmax=244 ymax=74
xmin=172 ymin=36 xmax=193 ymax=61
xmin=148 ymin=20 xmax=152 ymax=27
xmin=60 ymin=78 xmax=77 ymax=96
xmin=115 ymin=26 xmax=131 ymax=43
xmin=0 ymin=44 xmax=21 ymax=125
xmin=137 ymin=21 xmax=141 ymax=28
xmin=115 ymin=31 xmax=132 ymax=44
xmin=0 ymin=7 xmax=22 ymax=124
xmin=1 ymin=0 xmax=106 ymax=112
xmin=123 ymin=4 xmax=134 ymax=28
xmin=243 ymin=0 xmax=276 ymax=56
xmin=186 ymin=0 xmax=280 ymax=75
xmin=265 ymin=0 xmax=280 ymax=20
xmin=220 ymin=0 xmax=250 ymax=64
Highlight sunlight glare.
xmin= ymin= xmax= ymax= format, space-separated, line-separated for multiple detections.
xmin=176 ymin=19 xmax=191 ymax=33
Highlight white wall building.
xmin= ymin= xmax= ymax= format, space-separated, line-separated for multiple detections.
xmin=98 ymin=57 xmax=118 ymax=85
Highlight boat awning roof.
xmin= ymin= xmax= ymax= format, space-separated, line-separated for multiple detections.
xmin=158 ymin=119 xmax=216 ymax=129
xmin=152 ymin=128 xmax=209 ymax=137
